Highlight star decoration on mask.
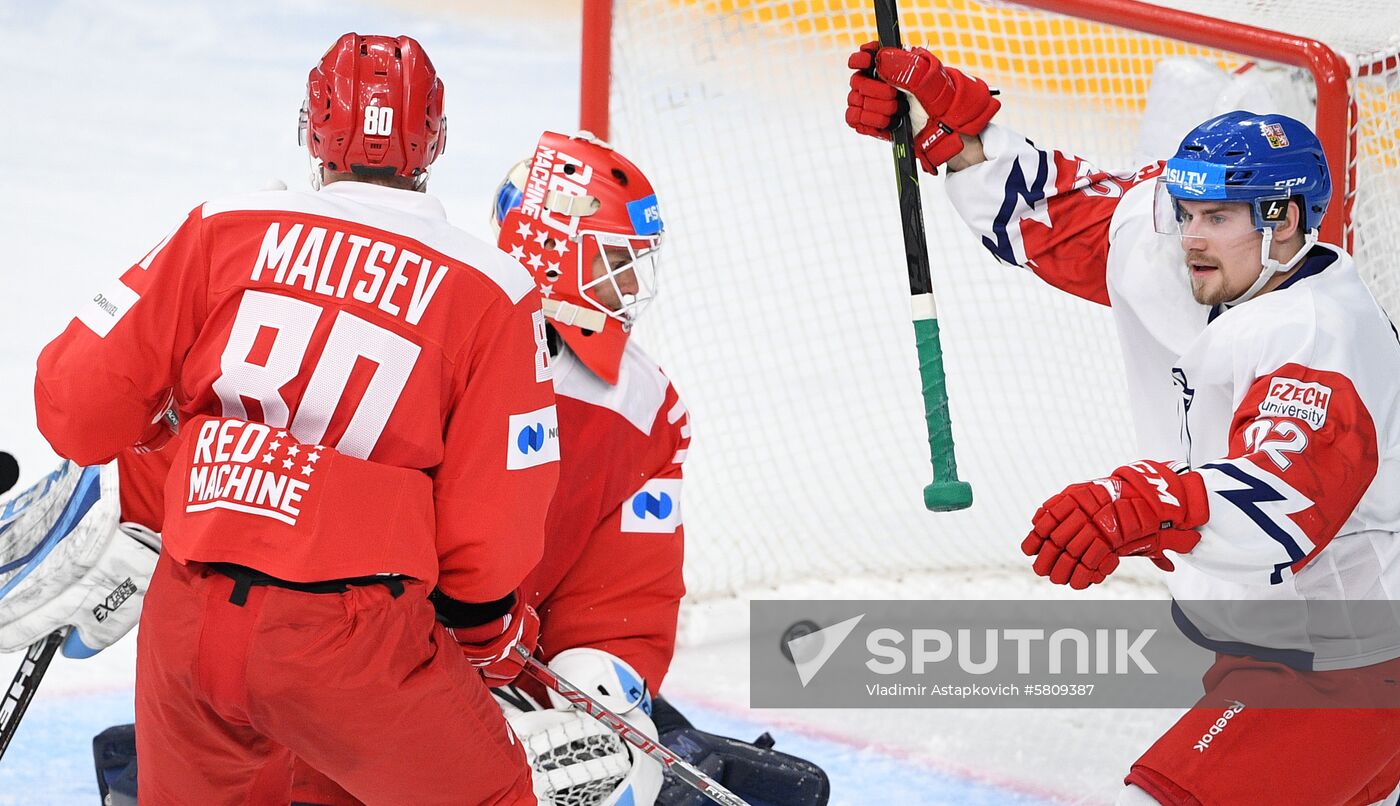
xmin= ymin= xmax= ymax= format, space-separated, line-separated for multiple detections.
xmin=306 ymin=451 xmax=321 ymax=464
xmin=301 ymin=464 xmax=315 ymax=476
xmin=282 ymin=458 xmax=294 ymax=470
xmin=526 ymin=253 xmax=544 ymax=270
xmin=286 ymin=445 xmax=300 ymax=458
xmin=553 ymin=239 xmax=570 ymax=255
xmin=262 ymin=452 xmax=274 ymax=464
xmin=533 ymin=229 xmax=551 ymax=247
xmin=539 ymin=283 xmax=555 ymax=298
xmin=546 ymin=261 xmax=559 ymax=276
xmin=515 ymin=221 xmax=533 ymax=239
xmin=509 ymin=243 xmax=526 ymax=260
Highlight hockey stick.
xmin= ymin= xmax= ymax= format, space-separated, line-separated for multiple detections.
xmin=0 ymin=627 xmax=68 ymax=762
xmin=873 ymin=0 xmax=974 ymax=512
xmin=516 ymin=647 xmax=753 ymax=806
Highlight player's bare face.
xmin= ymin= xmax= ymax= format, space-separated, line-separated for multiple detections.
xmin=587 ymin=246 xmax=641 ymax=311
xmin=1177 ymin=200 xmax=1264 ymax=306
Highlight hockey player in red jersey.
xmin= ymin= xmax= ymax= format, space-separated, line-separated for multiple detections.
xmin=288 ymin=132 xmax=828 ymax=806
xmin=488 ymin=132 xmax=685 ymax=806
xmin=33 ymin=33 xmax=554 ymax=805
xmin=848 ymin=45 xmax=1400 ymax=805
xmin=291 ymin=130 xmax=683 ymax=806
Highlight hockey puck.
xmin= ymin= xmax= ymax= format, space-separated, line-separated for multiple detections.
xmin=779 ymin=619 xmax=823 ymax=665
xmin=0 ymin=452 xmax=17 ymax=496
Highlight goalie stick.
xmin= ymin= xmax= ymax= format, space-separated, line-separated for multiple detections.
xmin=0 ymin=626 xmax=68 ymax=762
xmin=517 ymin=647 xmax=753 ymax=806
xmin=872 ymin=0 xmax=974 ymax=512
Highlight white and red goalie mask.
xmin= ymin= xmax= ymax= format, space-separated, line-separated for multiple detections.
xmin=299 ymin=33 xmax=447 ymax=189
xmin=492 ymin=131 xmax=664 ymax=384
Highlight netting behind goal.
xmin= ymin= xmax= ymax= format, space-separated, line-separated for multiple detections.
xmin=588 ymin=0 xmax=1400 ymax=602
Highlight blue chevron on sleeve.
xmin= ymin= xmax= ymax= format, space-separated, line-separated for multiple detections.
xmin=983 ymin=147 xmax=1050 ymax=266
xmin=1200 ymin=462 xmax=1303 ymax=584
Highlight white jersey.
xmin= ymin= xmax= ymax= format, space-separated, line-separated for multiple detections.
xmin=946 ymin=123 xmax=1400 ymax=669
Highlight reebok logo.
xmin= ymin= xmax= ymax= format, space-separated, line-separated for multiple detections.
xmin=788 ymin=615 xmax=865 ymax=687
xmin=1194 ymin=700 xmax=1245 ymax=752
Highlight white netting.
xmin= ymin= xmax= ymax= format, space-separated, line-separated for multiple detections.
xmin=602 ymin=0 xmax=1400 ymax=602
xmin=528 ymin=726 xmax=629 ymax=806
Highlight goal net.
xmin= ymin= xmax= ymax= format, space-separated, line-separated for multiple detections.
xmin=585 ymin=0 xmax=1400 ymax=603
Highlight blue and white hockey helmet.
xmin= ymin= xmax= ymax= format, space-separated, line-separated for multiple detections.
xmin=1155 ymin=111 xmax=1331 ymax=236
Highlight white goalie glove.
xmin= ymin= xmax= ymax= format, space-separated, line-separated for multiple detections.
xmin=0 ymin=461 xmax=159 ymax=658
xmin=497 ymin=648 xmax=664 ymax=806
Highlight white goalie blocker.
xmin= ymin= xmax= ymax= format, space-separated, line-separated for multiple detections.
xmin=498 ymin=648 xmax=664 ymax=806
xmin=0 ymin=461 xmax=159 ymax=658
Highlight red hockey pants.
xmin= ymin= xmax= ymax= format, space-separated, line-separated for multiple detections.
xmin=1127 ymin=652 xmax=1400 ymax=805
xmin=135 ymin=553 xmax=536 ymax=805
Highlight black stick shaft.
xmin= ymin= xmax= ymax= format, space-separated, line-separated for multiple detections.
xmin=0 ymin=628 xmax=67 ymax=762
xmin=873 ymin=0 xmax=933 ymax=298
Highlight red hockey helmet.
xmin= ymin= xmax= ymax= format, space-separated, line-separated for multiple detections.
xmin=492 ymin=132 xmax=664 ymax=384
xmin=299 ymin=33 xmax=446 ymax=186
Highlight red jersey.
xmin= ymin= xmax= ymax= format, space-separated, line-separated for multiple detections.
xmin=35 ymin=182 xmax=559 ymax=602
xmin=524 ymin=342 xmax=688 ymax=693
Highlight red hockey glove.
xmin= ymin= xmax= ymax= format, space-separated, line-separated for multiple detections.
xmin=846 ymin=42 xmax=1000 ymax=173
xmin=441 ymin=592 xmax=540 ymax=687
xmin=1022 ymin=460 xmax=1209 ymax=589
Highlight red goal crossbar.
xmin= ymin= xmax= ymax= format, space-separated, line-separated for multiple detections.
xmin=579 ymin=0 xmax=1373 ymax=247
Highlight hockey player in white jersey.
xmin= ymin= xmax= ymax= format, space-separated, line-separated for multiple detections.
xmin=848 ymin=43 xmax=1400 ymax=805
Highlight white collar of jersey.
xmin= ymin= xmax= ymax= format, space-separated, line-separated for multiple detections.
xmin=318 ymin=180 xmax=447 ymax=222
